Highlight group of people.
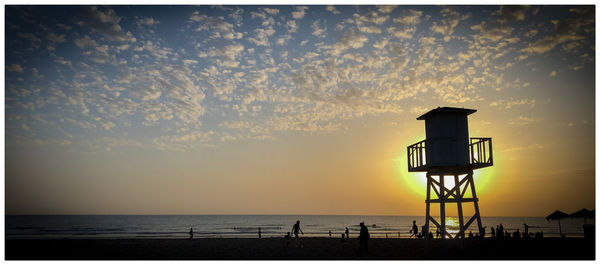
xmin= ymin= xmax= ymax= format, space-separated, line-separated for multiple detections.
xmin=490 ymin=223 xmax=542 ymax=239
xmin=188 ymin=221 xmax=544 ymax=242
xmin=284 ymin=220 xmax=370 ymax=253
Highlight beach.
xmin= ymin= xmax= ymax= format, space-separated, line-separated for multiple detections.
xmin=6 ymin=237 xmax=595 ymax=260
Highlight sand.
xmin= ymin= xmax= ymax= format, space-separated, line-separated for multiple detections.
xmin=6 ymin=237 xmax=595 ymax=260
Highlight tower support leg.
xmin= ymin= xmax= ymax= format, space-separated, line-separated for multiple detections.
xmin=455 ymin=174 xmax=465 ymax=239
xmin=468 ymin=170 xmax=484 ymax=235
xmin=425 ymin=172 xmax=431 ymax=237
xmin=440 ymin=174 xmax=445 ymax=239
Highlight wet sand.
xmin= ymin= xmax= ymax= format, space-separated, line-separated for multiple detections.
xmin=6 ymin=237 xmax=595 ymax=260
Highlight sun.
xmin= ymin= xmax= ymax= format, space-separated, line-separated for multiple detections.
xmin=393 ymin=144 xmax=499 ymax=199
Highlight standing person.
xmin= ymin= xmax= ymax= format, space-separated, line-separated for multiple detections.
xmin=291 ymin=220 xmax=304 ymax=238
xmin=189 ymin=228 xmax=193 ymax=239
xmin=436 ymin=228 xmax=440 ymax=238
xmin=258 ymin=227 xmax=262 ymax=238
xmin=410 ymin=220 xmax=419 ymax=238
xmin=329 ymin=230 xmax=332 ymax=238
xmin=481 ymin=226 xmax=486 ymax=238
xmin=359 ymin=222 xmax=370 ymax=253
xmin=345 ymin=227 xmax=349 ymax=239
xmin=524 ymin=223 xmax=529 ymax=238
xmin=491 ymin=226 xmax=495 ymax=238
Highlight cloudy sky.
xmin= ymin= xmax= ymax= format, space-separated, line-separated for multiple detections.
xmin=5 ymin=5 xmax=595 ymax=216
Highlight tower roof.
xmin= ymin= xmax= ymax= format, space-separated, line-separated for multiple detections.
xmin=416 ymin=107 xmax=477 ymax=120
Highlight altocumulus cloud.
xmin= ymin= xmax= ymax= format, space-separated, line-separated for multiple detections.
xmin=4 ymin=5 xmax=594 ymax=151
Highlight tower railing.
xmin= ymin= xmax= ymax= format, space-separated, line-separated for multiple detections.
xmin=407 ymin=137 xmax=493 ymax=172
xmin=407 ymin=140 xmax=427 ymax=171
xmin=469 ymin=137 xmax=493 ymax=169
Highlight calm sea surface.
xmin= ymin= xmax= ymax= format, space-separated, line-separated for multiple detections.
xmin=5 ymin=215 xmax=591 ymax=239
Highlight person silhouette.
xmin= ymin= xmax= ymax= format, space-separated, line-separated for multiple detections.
xmin=292 ymin=220 xmax=304 ymax=238
xmin=410 ymin=220 xmax=418 ymax=238
xmin=513 ymin=229 xmax=520 ymax=239
xmin=345 ymin=227 xmax=349 ymax=239
xmin=359 ymin=222 xmax=370 ymax=253
xmin=436 ymin=228 xmax=440 ymax=238
xmin=189 ymin=227 xmax=193 ymax=239
xmin=491 ymin=226 xmax=495 ymax=238
xmin=524 ymin=223 xmax=529 ymax=238
xmin=329 ymin=230 xmax=332 ymax=238
xmin=258 ymin=227 xmax=262 ymax=238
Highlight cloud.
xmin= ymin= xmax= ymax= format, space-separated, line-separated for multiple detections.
xmin=101 ymin=121 xmax=116 ymax=131
xmin=74 ymin=35 xmax=98 ymax=49
xmin=17 ymin=32 xmax=41 ymax=49
xmin=286 ymin=20 xmax=298 ymax=33
xmin=489 ymin=98 xmax=536 ymax=109
xmin=312 ymin=21 xmax=326 ymax=37
xmin=137 ymin=17 xmax=159 ymax=26
xmin=522 ymin=7 xmax=592 ymax=54
xmin=248 ymin=27 xmax=275 ymax=47
xmin=7 ymin=64 xmax=24 ymax=73
xmin=190 ymin=12 xmax=243 ymax=40
xmin=355 ymin=11 xmax=389 ymax=25
xmin=393 ymin=9 xmax=422 ymax=25
xmin=470 ymin=21 xmax=513 ymax=42
xmin=377 ymin=5 xmax=397 ymax=14
xmin=262 ymin=8 xmax=279 ymax=15
xmin=47 ymin=33 xmax=66 ymax=43
xmin=430 ymin=6 xmax=469 ymax=40
xmin=327 ymin=29 xmax=368 ymax=56
xmin=509 ymin=116 xmax=535 ymax=125
xmin=326 ymin=5 xmax=340 ymax=14
xmin=292 ymin=6 xmax=309 ymax=19
xmin=387 ymin=26 xmax=416 ymax=39
xmin=498 ymin=5 xmax=529 ymax=21
xmin=77 ymin=6 xmax=136 ymax=42
xmin=359 ymin=25 xmax=382 ymax=34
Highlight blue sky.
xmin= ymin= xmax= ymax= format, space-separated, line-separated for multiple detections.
xmin=5 ymin=5 xmax=596 ymax=215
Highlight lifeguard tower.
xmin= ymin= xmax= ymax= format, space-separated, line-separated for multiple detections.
xmin=407 ymin=107 xmax=493 ymax=239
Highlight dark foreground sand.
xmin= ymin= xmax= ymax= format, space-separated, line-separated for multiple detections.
xmin=6 ymin=237 xmax=595 ymax=260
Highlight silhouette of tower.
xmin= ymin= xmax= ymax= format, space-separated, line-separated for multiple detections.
xmin=407 ymin=107 xmax=493 ymax=239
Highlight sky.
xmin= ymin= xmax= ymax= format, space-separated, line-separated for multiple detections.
xmin=5 ymin=5 xmax=595 ymax=216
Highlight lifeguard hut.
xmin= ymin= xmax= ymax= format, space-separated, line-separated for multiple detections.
xmin=407 ymin=107 xmax=493 ymax=239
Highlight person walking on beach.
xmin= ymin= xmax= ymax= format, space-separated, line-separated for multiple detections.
xmin=410 ymin=220 xmax=418 ymax=238
xmin=292 ymin=220 xmax=304 ymax=238
xmin=189 ymin=228 xmax=193 ymax=239
xmin=345 ymin=227 xmax=349 ymax=239
xmin=258 ymin=227 xmax=262 ymax=238
xmin=359 ymin=222 xmax=370 ymax=253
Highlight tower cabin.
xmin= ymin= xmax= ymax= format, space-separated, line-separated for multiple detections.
xmin=407 ymin=107 xmax=493 ymax=173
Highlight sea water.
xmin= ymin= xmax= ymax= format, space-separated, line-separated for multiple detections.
xmin=5 ymin=215 xmax=590 ymax=239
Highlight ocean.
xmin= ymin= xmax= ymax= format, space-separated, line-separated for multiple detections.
xmin=5 ymin=215 xmax=591 ymax=239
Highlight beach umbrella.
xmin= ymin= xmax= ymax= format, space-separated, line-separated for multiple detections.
xmin=546 ymin=210 xmax=569 ymax=236
xmin=569 ymin=208 xmax=595 ymax=225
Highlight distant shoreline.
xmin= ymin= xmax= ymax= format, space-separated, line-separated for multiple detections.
xmin=6 ymin=237 xmax=595 ymax=260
